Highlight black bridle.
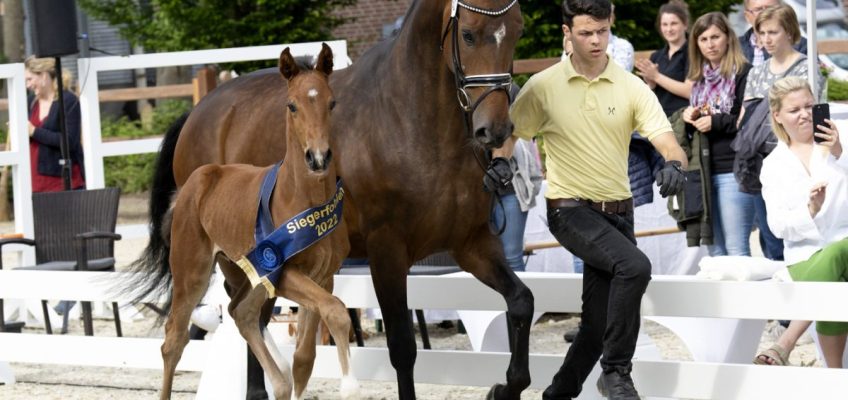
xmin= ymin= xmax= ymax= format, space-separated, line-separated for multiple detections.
xmin=440 ymin=0 xmax=517 ymax=140
xmin=439 ymin=0 xmax=519 ymax=235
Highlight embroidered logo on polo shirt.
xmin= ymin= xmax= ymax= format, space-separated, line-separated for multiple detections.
xmin=608 ymin=107 xmax=615 ymax=115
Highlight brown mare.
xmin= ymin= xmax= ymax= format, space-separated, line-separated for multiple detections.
xmin=153 ymin=45 xmax=358 ymax=399
xmin=133 ymin=1 xmax=532 ymax=399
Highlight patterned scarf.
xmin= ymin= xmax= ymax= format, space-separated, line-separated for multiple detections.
xmin=690 ymin=62 xmax=737 ymax=115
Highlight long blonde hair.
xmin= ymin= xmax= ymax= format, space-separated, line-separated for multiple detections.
xmin=768 ymin=76 xmax=813 ymax=144
xmin=687 ymin=12 xmax=747 ymax=81
xmin=24 ymin=56 xmax=75 ymax=94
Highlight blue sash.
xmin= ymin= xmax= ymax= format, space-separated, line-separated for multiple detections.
xmin=236 ymin=164 xmax=344 ymax=296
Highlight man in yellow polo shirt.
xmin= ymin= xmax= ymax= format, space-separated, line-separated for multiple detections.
xmin=494 ymin=0 xmax=687 ymax=399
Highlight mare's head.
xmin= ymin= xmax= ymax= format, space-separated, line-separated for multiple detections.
xmin=440 ymin=0 xmax=523 ymax=149
xmin=279 ymin=43 xmax=336 ymax=174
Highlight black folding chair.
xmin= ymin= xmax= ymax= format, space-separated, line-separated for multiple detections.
xmin=0 ymin=188 xmax=123 ymax=336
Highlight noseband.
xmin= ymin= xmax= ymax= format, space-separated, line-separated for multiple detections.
xmin=441 ymin=0 xmax=517 ymax=135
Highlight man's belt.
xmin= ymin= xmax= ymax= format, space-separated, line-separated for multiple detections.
xmin=546 ymin=197 xmax=633 ymax=215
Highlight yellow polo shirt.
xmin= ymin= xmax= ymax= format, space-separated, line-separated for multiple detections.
xmin=510 ymin=56 xmax=671 ymax=201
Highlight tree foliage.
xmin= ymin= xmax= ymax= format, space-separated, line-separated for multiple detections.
xmin=515 ymin=0 xmax=742 ymax=58
xmin=79 ymin=0 xmax=356 ymax=54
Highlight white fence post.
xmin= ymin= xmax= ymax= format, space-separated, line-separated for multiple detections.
xmin=0 ymin=63 xmax=34 ymax=266
xmin=77 ymin=56 xmax=105 ymax=190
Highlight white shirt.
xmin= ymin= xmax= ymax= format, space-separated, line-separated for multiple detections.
xmin=607 ymin=32 xmax=634 ymax=72
xmin=761 ymin=136 xmax=848 ymax=265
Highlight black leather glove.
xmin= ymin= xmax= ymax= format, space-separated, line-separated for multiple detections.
xmin=483 ymin=157 xmax=513 ymax=193
xmin=655 ymin=160 xmax=686 ymax=197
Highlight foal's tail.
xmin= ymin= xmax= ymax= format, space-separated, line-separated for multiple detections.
xmin=122 ymin=112 xmax=188 ymax=317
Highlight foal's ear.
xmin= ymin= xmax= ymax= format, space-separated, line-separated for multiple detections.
xmin=315 ymin=43 xmax=334 ymax=77
xmin=279 ymin=48 xmax=299 ymax=80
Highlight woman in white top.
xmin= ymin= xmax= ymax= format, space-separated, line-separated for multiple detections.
xmin=755 ymin=76 xmax=848 ymax=367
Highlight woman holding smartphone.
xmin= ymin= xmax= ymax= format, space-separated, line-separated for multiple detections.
xmin=680 ymin=12 xmax=752 ymax=256
xmin=754 ymin=76 xmax=847 ymax=367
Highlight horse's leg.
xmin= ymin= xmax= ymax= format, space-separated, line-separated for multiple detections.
xmin=291 ymin=307 xmax=320 ymax=399
xmin=231 ymin=286 xmax=293 ymax=400
xmin=217 ymin=255 xmax=276 ymax=400
xmin=278 ymin=269 xmax=358 ymax=399
xmin=454 ymin=232 xmax=534 ymax=400
xmin=160 ymin=237 xmax=215 ymax=399
xmin=367 ymin=238 xmax=417 ymax=399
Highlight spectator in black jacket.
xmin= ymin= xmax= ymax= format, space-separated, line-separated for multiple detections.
xmin=636 ymin=0 xmax=692 ymax=117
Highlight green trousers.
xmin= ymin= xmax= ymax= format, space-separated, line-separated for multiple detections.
xmin=788 ymin=238 xmax=848 ymax=335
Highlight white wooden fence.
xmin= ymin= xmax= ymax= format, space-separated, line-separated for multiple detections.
xmin=0 ymin=41 xmax=351 ymax=255
xmin=0 ymin=63 xmax=35 ymax=266
xmin=76 ymin=41 xmax=351 ymax=239
xmin=2 ymin=270 xmax=847 ymax=399
xmin=77 ymin=40 xmax=351 ymax=190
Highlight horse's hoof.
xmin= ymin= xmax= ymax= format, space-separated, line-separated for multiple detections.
xmin=486 ymin=383 xmax=507 ymax=400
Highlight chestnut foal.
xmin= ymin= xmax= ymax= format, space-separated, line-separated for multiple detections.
xmin=157 ymin=44 xmax=356 ymax=399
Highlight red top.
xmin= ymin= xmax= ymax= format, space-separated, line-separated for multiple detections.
xmin=29 ymin=101 xmax=85 ymax=192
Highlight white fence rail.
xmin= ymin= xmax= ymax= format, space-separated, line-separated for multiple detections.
xmin=78 ymin=40 xmax=350 ymax=190
xmin=2 ymin=271 xmax=847 ymax=399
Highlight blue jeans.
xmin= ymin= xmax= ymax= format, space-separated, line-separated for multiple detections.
xmin=753 ymin=193 xmax=784 ymax=260
xmin=542 ymin=204 xmax=651 ymax=399
xmin=709 ymin=173 xmax=755 ymax=256
xmin=491 ymin=193 xmax=528 ymax=271
xmin=573 ymin=255 xmax=584 ymax=273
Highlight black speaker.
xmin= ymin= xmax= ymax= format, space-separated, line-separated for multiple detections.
xmin=28 ymin=0 xmax=79 ymax=58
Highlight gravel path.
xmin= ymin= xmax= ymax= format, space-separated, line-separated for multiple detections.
xmin=0 ymin=193 xmax=822 ymax=399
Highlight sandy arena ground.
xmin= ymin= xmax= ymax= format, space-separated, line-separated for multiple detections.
xmin=0 ymin=192 xmax=822 ymax=399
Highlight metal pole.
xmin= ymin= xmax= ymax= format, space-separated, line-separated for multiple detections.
xmin=77 ymin=6 xmax=90 ymax=59
xmin=806 ymin=0 xmax=818 ymax=96
xmin=53 ymin=56 xmax=72 ymax=191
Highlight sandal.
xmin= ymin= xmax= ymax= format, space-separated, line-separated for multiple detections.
xmin=753 ymin=344 xmax=791 ymax=366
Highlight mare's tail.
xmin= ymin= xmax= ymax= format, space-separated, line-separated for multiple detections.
xmin=122 ymin=112 xmax=189 ymax=318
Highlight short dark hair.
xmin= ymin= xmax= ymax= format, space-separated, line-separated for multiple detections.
xmin=562 ymin=0 xmax=612 ymax=28
xmin=656 ymin=0 xmax=690 ymax=33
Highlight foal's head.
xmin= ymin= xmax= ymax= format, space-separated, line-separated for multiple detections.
xmin=439 ymin=0 xmax=523 ymax=149
xmin=279 ymin=43 xmax=336 ymax=174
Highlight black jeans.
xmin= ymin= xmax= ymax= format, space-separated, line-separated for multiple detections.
xmin=543 ymin=204 xmax=651 ymax=399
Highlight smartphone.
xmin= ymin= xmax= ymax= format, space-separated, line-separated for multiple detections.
xmin=813 ymin=103 xmax=830 ymax=144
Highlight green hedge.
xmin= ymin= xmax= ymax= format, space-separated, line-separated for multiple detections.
xmin=103 ymin=100 xmax=191 ymax=193
xmin=828 ymin=78 xmax=848 ymax=102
